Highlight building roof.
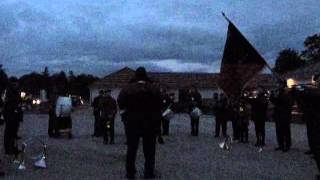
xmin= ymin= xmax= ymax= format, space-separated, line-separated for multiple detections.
xmin=90 ymin=67 xmax=275 ymax=90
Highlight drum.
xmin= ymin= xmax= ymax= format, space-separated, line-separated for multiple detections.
xmin=162 ymin=108 xmax=174 ymax=120
xmin=55 ymin=96 xmax=72 ymax=117
xmin=190 ymin=107 xmax=202 ymax=119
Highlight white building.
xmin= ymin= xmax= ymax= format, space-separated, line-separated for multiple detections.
xmin=89 ymin=67 xmax=276 ymax=107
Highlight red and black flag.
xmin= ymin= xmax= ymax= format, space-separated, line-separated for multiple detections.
xmin=219 ymin=15 xmax=266 ymax=96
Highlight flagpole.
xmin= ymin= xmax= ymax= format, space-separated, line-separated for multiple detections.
xmin=221 ymin=12 xmax=231 ymax=23
xmin=221 ymin=12 xmax=285 ymax=83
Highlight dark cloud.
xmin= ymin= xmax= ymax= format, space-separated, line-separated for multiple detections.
xmin=0 ymin=0 xmax=319 ymax=77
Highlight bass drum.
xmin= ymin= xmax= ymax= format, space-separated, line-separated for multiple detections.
xmin=55 ymin=96 xmax=72 ymax=117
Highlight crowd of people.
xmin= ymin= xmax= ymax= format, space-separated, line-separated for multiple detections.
xmin=1 ymin=67 xmax=320 ymax=179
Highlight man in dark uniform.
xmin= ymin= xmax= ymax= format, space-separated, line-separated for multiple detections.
xmin=228 ymin=96 xmax=240 ymax=140
xmin=98 ymin=89 xmax=117 ymax=144
xmin=293 ymin=85 xmax=320 ymax=179
xmin=161 ymin=90 xmax=173 ymax=136
xmin=270 ymin=86 xmax=293 ymax=152
xmin=0 ymin=91 xmax=5 ymax=177
xmin=214 ymin=93 xmax=228 ymax=137
xmin=249 ymin=91 xmax=268 ymax=147
xmin=48 ymin=89 xmax=60 ymax=138
xmin=239 ymin=97 xmax=250 ymax=143
xmin=92 ymin=90 xmax=104 ymax=137
xmin=187 ymin=86 xmax=202 ymax=136
xmin=118 ymin=67 xmax=162 ymax=179
xmin=3 ymin=79 xmax=22 ymax=155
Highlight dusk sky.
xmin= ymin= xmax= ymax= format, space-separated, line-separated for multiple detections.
xmin=0 ymin=0 xmax=319 ymax=77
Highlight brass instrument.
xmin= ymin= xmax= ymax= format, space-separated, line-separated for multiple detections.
xmin=219 ymin=135 xmax=232 ymax=151
xmin=16 ymin=137 xmax=48 ymax=170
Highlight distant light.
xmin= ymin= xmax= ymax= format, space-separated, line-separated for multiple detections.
xmin=287 ymin=78 xmax=295 ymax=88
xmin=20 ymin=92 xmax=26 ymax=98
xmin=32 ymin=99 xmax=41 ymax=105
xmin=312 ymin=75 xmax=316 ymax=85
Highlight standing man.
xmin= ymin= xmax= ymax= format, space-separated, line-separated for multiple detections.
xmin=249 ymin=91 xmax=268 ymax=147
xmin=187 ymin=86 xmax=202 ymax=136
xmin=214 ymin=93 xmax=228 ymax=137
xmin=98 ymin=90 xmax=117 ymax=144
xmin=239 ymin=97 xmax=250 ymax=143
xmin=162 ymin=93 xmax=174 ymax=136
xmin=293 ymin=85 xmax=320 ymax=179
xmin=92 ymin=90 xmax=103 ymax=137
xmin=270 ymin=86 xmax=293 ymax=152
xmin=160 ymin=89 xmax=173 ymax=136
xmin=48 ymin=89 xmax=60 ymax=138
xmin=3 ymin=79 xmax=22 ymax=155
xmin=118 ymin=67 xmax=162 ymax=179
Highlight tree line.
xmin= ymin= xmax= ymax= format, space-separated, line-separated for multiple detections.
xmin=274 ymin=33 xmax=320 ymax=74
xmin=0 ymin=66 xmax=99 ymax=101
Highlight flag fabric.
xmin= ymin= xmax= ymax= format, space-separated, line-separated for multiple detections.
xmin=219 ymin=21 xmax=266 ymax=96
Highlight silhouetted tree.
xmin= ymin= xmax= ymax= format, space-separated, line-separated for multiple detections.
xmin=19 ymin=72 xmax=45 ymax=95
xmin=301 ymin=33 xmax=320 ymax=63
xmin=0 ymin=64 xmax=8 ymax=94
xmin=42 ymin=66 xmax=51 ymax=98
xmin=71 ymin=74 xmax=99 ymax=100
xmin=274 ymin=48 xmax=305 ymax=74
xmin=51 ymin=71 xmax=69 ymax=95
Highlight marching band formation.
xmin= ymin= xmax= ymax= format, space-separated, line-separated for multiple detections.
xmin=1 ymin=67 xmax=320 ymax=179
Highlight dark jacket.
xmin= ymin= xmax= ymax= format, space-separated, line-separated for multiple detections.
xmin=118 ymin=80 xmax=162 ymax=135
xmin=249 ymin=96 xmax=268 ymax=122
xmin=270 ymin=90 xmax=293 ymax=122
xmin=187 ymin=91 xmax=202 ymax=113
xmin=97 ymin=95 xmax=117 ymax=120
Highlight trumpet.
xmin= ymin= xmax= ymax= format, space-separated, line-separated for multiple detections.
xmin=219 ymin=135 xmax=232 ymax=151
xmin=16 ymin=137 xmax=48 ymax=170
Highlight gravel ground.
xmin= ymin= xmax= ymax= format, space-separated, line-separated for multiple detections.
xmin=0 ymin=105 xmax=318 ymax=180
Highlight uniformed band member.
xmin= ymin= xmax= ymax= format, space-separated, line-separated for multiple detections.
xmin=213 ymin=93 xmax=228 ymax=137
xmin=161 ymin=90 xmax=173 ymax=136
xmin=293 ymin=84 xmax=320 ymax=179
xmin=48 ymin=89 xmax=60 ymax=138
xmin=187 ymin=86 xmax=202 ymax=136
xmin=270 ymin=86 xmax=293 ymax=152
xmin=0 ymin=89 xmax=6 ymax=177
xmin=3 ymin=79 xmax=22 ymax=155
xmin=98 ymin=90 xmax=117 ymax=144
xmin=92 ymin=90 xmax=104 ymax=137
xmin=249 ymin=91 xmax=268 ymax=147
xmin=238 ymin=97 xmax=249 ymax=143
xmin=118 ymin=67 xmax=162 ymax=179
xmin=229 ymin=96 xmax=240 ymax=140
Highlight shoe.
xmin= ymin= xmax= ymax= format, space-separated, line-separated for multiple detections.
xmin=274 ymin=147 xmax=283 ymax=151
xmin=316 ymin=174 xmax=320 ymax=180
xmin=0 ymin=171 xmax=4 ymax=177
xmin=110 ymin=141 xmax=115 ymax=144
xmin=304 ymin=150 xmax=313 ymax=155
xmin=68 ymin=134 xmax=73 ymax=139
